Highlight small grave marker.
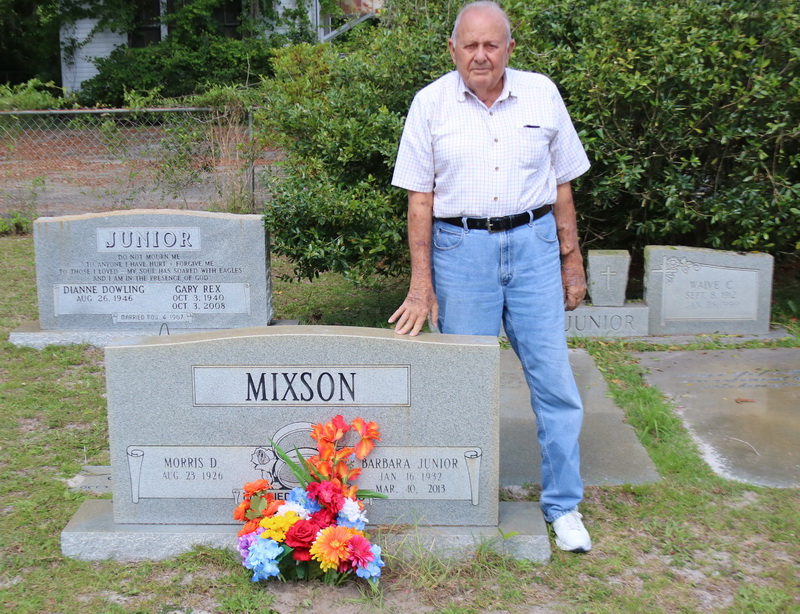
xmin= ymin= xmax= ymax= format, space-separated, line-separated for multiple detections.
xmin=587 ymin=250 xmax=630 ymax=307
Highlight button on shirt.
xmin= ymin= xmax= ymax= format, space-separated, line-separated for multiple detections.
xmin=392 ymin=68 xmax=590 ymax=218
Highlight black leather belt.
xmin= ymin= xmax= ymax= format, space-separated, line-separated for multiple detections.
xmin=436 ymin=205 xmax=552 ymax=233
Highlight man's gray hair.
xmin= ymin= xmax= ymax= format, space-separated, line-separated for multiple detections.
xmin=451 ymin=1 xmax=512 ymax=44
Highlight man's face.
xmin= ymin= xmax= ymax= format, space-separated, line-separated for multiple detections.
xmin=448 ymin=7 xmax=515 ymax=101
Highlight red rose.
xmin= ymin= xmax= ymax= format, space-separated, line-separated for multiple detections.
xmin=285 ymin=519 xmax=319 ymax=561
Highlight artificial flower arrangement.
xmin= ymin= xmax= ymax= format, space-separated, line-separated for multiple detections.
xmin=234 ymin=415 xmax=387 ymax=586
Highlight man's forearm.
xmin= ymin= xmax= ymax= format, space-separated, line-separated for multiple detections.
xmin=553 ymin=182 xmax=586 ymax=310
xmin=389 ymin=190 xmax=437 ymax=335
xmin=407 ymin=190 xmax=434 ymax=286
xmin=553 ymin=182 xmax=581 ymax=261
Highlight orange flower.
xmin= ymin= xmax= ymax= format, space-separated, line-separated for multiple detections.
xmin=352 ymin=417 xmax=381 ymax=459
xmin=308 ymin=456 xmax=332 ymax=480
xmin=263 ymin=499 xmax=284 ymax=517
xmin=237 ymin=517 xmax=261 ymax=537
xmin=233 ymin=499 xmax=250 ymax=521
xmin=310 ymin=525 xmax=353 ymax=572
xmin=243 ymin=479 xmax=270 ymax=497
xmin=311 ymin=415 xmax=350 ymax=460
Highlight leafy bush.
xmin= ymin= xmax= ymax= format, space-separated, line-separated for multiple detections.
xmin=77 ymin=37 xmax=276 ymax=107
xmin=261 ymin=0 xmax=799 ymax=281
xmin=0 ymin=79 xmax=67 ymax=110
xmin=509 ymin=0 xmax=800 ymax=254
xmin=260 ymin=6 xmax=455 ymax=279
xmin=0 ymin=213 xmax=33 ymax=236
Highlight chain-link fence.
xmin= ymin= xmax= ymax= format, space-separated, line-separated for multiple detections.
xmin=0 ymin=108 xmax=280 ymax=217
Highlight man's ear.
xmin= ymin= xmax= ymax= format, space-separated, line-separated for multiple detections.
xmin=448 ymin=38 xmax=457 ymax=64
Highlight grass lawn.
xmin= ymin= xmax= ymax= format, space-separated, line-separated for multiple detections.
xmin=0 ymin=234 xmax=798 ymax=613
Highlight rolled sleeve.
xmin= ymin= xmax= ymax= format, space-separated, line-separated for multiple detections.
xmin=391 ymin=95 xmax=435 ymax=193
xmin=549 ymin=87 xmax=590 ymax=185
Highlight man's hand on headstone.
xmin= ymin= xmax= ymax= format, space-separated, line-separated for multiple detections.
xmin=389 ymin=285 xmax=438 ymax=336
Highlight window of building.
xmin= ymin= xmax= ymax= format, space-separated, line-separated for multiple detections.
xmin=129 ymin=0 xmax=163 ymax=48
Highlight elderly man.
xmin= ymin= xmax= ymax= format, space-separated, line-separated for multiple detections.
xmin=389 ymin=0 xmax=592 ymax=552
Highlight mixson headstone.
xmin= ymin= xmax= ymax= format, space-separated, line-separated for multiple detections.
xmin=644 ymin=246 xmax=773 ymax=335
xmin=10 ymin=209 xmax=272 ymax=348
xmin=62 ymin=326 xmax=524 ymax=561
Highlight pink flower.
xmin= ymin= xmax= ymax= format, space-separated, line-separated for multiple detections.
xmin=346 ymin=534 xmax=375 ymax=569
xmin=306 ymin=480 xmax=345 ymax=514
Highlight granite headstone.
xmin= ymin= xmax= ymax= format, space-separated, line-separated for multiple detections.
xmin=565 ymin=304 xmax=649 ymax=338
xmin=587 ymin=250 xmax=630 ymax=307
xmin=103 ymin=326 xmax=499 ymax=528
xmin=644 ymin=246 xmax=773 ymax=335
xmin=12 ymin=210 xmax=272 ymax=348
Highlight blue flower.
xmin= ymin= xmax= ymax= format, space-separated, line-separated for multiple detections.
xmin=355 ymin=544 xmax=385 ymax=581
xmin=245 ymin=537 xmax=283 ymax=582
xmin=287 ymin=486 xmax=322 ymax=514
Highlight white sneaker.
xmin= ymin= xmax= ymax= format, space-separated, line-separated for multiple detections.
xmin=551 ymin=511 xmax=592 ymax=553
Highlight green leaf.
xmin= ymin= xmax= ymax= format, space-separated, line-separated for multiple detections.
xmin=270 ymin=440 xmax=312 ymax=487
xmin=354 ymin=488 xmax=388 ymax=499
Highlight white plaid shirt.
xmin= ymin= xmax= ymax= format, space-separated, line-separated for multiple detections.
xmin=392 ymin=68 xmax=590 ymax=218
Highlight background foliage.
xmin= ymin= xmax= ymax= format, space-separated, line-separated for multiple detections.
xmin=74 ymin=0 xmax=317 ymax=107
xmin=261 ymin=0 xmax=799 ymax=281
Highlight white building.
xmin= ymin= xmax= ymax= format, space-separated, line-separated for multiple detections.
xmin=59 ymin=0 xmax=380 ymax=93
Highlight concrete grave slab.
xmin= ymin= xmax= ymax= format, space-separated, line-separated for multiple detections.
xmin=62 ymin=499 xmax=550 ymax=563
xmin=12 ymin=210 xmax=272 ymax=348
xmin=587 ymin=250 xmax=630 ymax=307
xmin=644 ymin=246 xmax=773 ymax=335
xmin=636 ymin=348 xmax=800 ymax=487
xmin=500 ymin=348 xmax=660 ymax=488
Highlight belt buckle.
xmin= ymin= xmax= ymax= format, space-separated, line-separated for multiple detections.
xmin=486 ymin=216 xmax=501 ymax=233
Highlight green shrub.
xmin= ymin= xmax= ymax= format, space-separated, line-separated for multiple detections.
xmin=261 ymin=0 xmax=799 ymax=281
xmin=0 ymin=79 xmax=67 ymax=111
xmin=0 ymin=213 xmax=34 ymax=236
xmin=260 ymin=7 xmax=454 ymax=280
xmin=509 ymin=0 xmax=800 ymax=255
xmin=77 ymin=37 xmax=276 ymax=107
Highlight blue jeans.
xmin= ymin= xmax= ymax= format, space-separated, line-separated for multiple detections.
xmin=431 ymin=211 xmax=583 ymax=522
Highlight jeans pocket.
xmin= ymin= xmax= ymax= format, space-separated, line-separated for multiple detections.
xmin=433 ymin=224 xmax=464 ymax=251
xmin=532 ymin=214 xmax=558 ymax=243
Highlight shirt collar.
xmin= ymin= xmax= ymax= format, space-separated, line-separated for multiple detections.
xmin=455 ymin=68 xmax=516 ymax=105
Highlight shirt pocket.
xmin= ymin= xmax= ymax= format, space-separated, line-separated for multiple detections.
xmin=516 ymin=124 xmax=554 ymax=170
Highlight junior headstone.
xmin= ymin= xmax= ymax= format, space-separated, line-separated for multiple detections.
xmin=103 ymin=326 xmax=499 ymax=528
xmin=644 ymin=246 xmax=773 ymax=335
xmin=13 ymin=210 xmax=272 ymax=348
xmin=587 ymin=250 xmax=630 ymax=307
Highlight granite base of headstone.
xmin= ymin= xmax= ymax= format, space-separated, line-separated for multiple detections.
xmin=565 ymin=249 xmax=649 ymax=338
xmin=565 ymin=304 xmax=649 ymax=338
xmin=61 ymin=326 xmax=551 ymax=563
xmin=644 ymin=245 xmax=773 ymax=336
xmin=10 ymin=209 xmax=273 ymax=349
